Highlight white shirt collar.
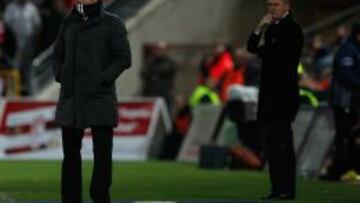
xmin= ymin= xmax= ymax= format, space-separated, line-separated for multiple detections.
xmin=274 ymin=11 xmax=289 ymax=24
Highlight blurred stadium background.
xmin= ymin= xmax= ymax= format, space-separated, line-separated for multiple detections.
xmin=0 ymin=0 xmax=359 ymax=202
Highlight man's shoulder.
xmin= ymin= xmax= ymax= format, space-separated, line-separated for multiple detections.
xmin=102 ymin=11 xmax=125 ymax=25
xmin=339 ymin=40 xmax=360 ymax=56
xmin=102 ymin=11 xmax=127 ymax=34
xmin=281 ymin=19 xmax=303 ymax=38
xmin=284 ymin=18 xmax=302 ymax=31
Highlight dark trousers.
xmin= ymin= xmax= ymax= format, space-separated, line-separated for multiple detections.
xmin=331 ymin=107 xmax=358 ymax=178
xmin=260 ymin=122 xmax=296 ymax=196
xmin=61 ymin=126 xmax=113 ymax=203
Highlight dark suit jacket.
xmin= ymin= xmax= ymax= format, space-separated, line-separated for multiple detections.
xmin=247 ymin=13 xmax=304 ymax=123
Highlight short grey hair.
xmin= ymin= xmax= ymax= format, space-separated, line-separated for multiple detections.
xmin=268 ymin=0 xmax=290 ymax=5
xmin=282 ymin=0 xmax=290 ymax=4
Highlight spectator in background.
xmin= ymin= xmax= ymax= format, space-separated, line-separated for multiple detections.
xmin=173 ymin=95 xmax=192 ymax=137
xmin=197 ymin=54 xmax=215 ymax=85
xmin=247 ymin=0 xmax=304 ymax=200
xmin=161 ymin=95 xmax=192 ymax=160
xmin=0 ymin=46 xmax=11 ymax=96
xmin=141 ymin=41 xmax=177 ymax=112
xmin=333 ymin=25 xmax=350 ymax=48
xmin=189 ymin=78 xmax=220 ymax=108
xmin=38 ymin=0 xmax=66 ymax=52
xmin=0 ymin=13 xmax=16 ymax=60
xmin=0 ymin=45 xmax=13 ymax=96
xmin=4 ymin=0 xmax=42 ymax=95
xmin=307 ymin=35 xmax=333 ymax=73
xmin=0 ymin=13 xmax=18 ymax=97
xmin=209 ymin=44 xmax=234 ymax=94
xmin=220 ymin=48 xmax=247 ymax=102
xmin=328 ymin=23 xmax=360 ymax=181
xmin=225 ymin=85 xmax=263 ymax=169
xmin=298 ymin=64 xmax=331 ymax=93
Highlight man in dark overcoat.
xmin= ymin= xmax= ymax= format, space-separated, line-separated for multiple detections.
xmin=247 ymin=0 xmax=303 ymax=200
xmin=52 ymin=0 xmax=131 ymax=202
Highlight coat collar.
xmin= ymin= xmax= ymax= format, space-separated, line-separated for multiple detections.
xmin=66 ymin=8 xmax=105 ymax=28
xmin=277 ymin=11 xmax=294 ymax=25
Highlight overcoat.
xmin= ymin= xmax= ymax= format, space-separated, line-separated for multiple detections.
xmin=52 ymin=8 xmax=131 ymax=128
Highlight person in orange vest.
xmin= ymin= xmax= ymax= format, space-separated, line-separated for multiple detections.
xmin=161 ymin=95 xmax=192 ymax=159
xmin=209 ymin=44 xmax=234 ymax=93
xmin=220 ymin=48 xmax=247 ymax=101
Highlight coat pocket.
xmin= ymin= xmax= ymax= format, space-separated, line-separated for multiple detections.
xmin=98 ymin=80 xmax=114 ymax=95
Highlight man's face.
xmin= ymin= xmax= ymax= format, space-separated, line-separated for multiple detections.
xmin=267 ymin=0 xmax=289 ymax=21
xmin=77 ymin=0 xmax=98 ymax=5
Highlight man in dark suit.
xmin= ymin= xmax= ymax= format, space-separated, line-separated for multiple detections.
xmin=247 ymin=0 xmax=304 ymax=200
xmin=52 ymin=0 xmax=131 ymax=202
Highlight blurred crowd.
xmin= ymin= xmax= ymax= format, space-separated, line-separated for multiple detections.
xmin=140 ymin=29 xmax=350 ymax=116
xmin=0 ymin=0 xmax=71 ymax=97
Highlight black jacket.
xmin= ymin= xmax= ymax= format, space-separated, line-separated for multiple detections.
xmin=52 ymin=5 xmax=131 ymax=128
xmin=330 ymin=37 xmax=360 ymax=108
xmin=247 ymin=13 xmax=304 ymax=123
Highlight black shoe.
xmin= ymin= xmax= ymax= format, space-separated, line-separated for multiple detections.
xmin=319 ymin=174 xmax=340 ymax=181
xmin=277 ymin=193 xmax=295 ymax=200
xmin=261 ymin=193 xmax=295 ymax=201
xmin=261 ymin=193 xmax=280 ymax=200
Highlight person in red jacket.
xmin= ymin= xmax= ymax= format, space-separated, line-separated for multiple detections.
xmin=64 ymin=0 xmax=76 ymax=10
xmin=220 ymin=48 xmax=247 ymax=101
xmin=209 ymin=44 xmax=234 ymax=89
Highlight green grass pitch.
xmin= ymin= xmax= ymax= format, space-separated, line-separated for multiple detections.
xmin=0 ymin=161 xmax=359 ymax=203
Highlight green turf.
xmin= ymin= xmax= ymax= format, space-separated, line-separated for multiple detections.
xmin=0 ymin=161 xmax=359 ymax=203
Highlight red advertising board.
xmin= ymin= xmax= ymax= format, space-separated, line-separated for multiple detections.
xmin=114 ymin=102 xmax=155 ymax=136
xmin=0 ymin=101 xmax=157 ymax=137
xmin=0 ymin=98 xmax=171 ymax=160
